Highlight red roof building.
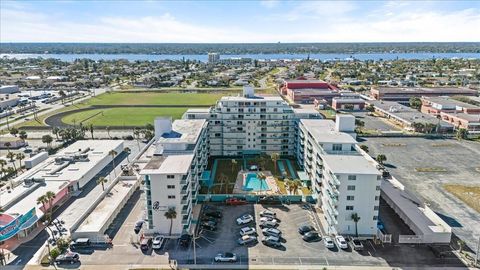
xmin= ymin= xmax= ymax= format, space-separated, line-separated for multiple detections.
xmin=280 ymin=79 xmax=339 ymax=104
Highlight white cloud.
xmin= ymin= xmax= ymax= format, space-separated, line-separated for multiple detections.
xmin=1 ymin=1 xmax=479 ymax=43
xmin=260 ymin=0 xmax=279 ymax=9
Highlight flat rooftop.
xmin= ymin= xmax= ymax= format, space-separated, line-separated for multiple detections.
xmin=75 ymin=179 xmax=138 ymax=234
xmin=423 ymin=96 xmax=480 ymax=109
xmin=300 ymin=119 xmax=336 ymax=131
xmin=443 ymin=112 xmax=480 ymax=122
xmin=374 ymin=87 xmax=477 ymax=95
xmin=157 ymin=119 xmax=206 ymax=145
xmin=381 ymin=178 xmax=451 ymax=236
xmin=219 ymin=94 xmax=284 ymax=102
xmin=142 ymin=154 xmax=194 ymax=175
xmin=323 ymin=154 xmax=379 ymax=175
xmin=300 ymin=119 xmax=356 ymax=144
xmin=184 ymin=108 xmax=210 ymax=113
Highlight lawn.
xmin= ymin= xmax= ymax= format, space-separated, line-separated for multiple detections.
xmin=444 ymin=184 xmax=480 ymax=213
xmin=210 ymin=159 xmax=243 ymax=194
xmin=61 ymin=107 xmax=189 ymax=126
xmin=84 ymin=92 xmax=224 ymax=106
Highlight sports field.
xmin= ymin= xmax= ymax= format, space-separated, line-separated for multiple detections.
xmin=61 ymin=107 xmax=189 ymax=126
xmin=83 ymin=92 xmax=224 ymax=106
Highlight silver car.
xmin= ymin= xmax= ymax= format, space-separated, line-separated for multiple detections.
xmin=214 ymin=252 xmax=237 ymax=262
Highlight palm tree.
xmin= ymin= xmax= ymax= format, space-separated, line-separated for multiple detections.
xmin=19 ymin=130 xmax=28 ymax=144
xmin=164 ymin=207 xmax=177 ymax=236
xmin=37 ymin=195 xmax=48 ymax=212
xmin=45 ymin=191 xmax=56 ymax=216
xmin=6 ymin=151 xmax=16 ymax=172
xmin=106 ymin=126 xmax=111 ymax=139
xmin=0 ymin=159 xmax=6 ymax=177
xmin=351 ymin=213 xmax=361 ymax=237
xmin=124 ymin=147 xmax=131 ymax=163
xmin=59 ymin=90 xmax=66 ymax=104
xmin=109 ymin=150 xmax=118 ymax=177
xmin=291 ymin=179 xmax=302 ymax=195
xmin=96 ymin=177 xmax=108 ymax=191
xmin=42 ymin=135 xmax=53 ymax=148
xmin=52 ymin=127 xmax=60 ymax=140
xmin=16 ymin=153 xmax=25 ymax=169
xmin=89 ymin=124 xmax=94 ymax=139
xmin=4 ymin=142 xmax=11 ymax=153
xmin=231 ymin=159 xmax=237 ymax=173
xmin=376 ymin=154 xmax=387 ymax=165
xmin=270 ymin=153 xmax=280 ymax=173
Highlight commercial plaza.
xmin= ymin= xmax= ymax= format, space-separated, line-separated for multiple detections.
xmin=0 ymin=140 xmax=124 ymax=249
xmin=141 ymin=86 xmax=452 ymax=243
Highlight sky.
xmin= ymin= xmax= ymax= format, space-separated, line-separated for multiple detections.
xmin=1 ymin=0 xmax=480 ymax=43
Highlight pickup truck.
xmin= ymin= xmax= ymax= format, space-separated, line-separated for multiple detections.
xmin=350 ymin=238 xmax=364 ymax=251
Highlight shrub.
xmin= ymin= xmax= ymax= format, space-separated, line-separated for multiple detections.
xmin=40 ymin=254 xmax=51 ymax=266
xmin=50 ymin=247 xmax=60 ymax=260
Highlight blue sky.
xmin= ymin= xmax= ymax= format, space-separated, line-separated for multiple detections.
xmin=1 ymin=0 xmax=479 ymax=42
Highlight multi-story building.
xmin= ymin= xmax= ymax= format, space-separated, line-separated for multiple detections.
xmin=297 ymin=115 xmax=380 ymax=236
xmin=143 ymin=87 xmax=380 ymax=238
xmin=140 ymin=118 xmax=208 ymax=236
xmin=207 ymin=52 xmax=220 ymax=63
xmin=370 ymin=87 xmax=478 ymax=104
xmin=279 ymin=79 xmax=339 ymax=104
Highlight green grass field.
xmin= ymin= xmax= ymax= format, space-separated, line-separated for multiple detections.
xmin=61 ymin=107 xmax=189 ymax=126
xmin=84 ymin=92 xmax=224 ymax=106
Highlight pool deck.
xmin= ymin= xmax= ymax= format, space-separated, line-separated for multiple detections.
xmin=232 ymin=171 xmax=280 ymax=195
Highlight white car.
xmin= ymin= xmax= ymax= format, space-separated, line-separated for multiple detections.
xmin=236 ymin=214 xmax=254 ymax=225
xmin=335 ymin=235 xmax=348 ymax=249
xmin=259 ymin=216 xmax=279 ymax=223
xmin=239 ymin=226 xmax=256 ymax=236
xmin=323 ymin=236 xmax=335 ymax=249
xmin=214 ymin=252 xmax=237 ymax=262
xmin=259 ymin=210 xmax=276 ymax=218
xmin=152 ymin=236 xmax=164 ymax=250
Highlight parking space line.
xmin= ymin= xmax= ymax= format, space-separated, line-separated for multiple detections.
xmin=368 ymin=240 xmax=376 ymax=253
xmin=324 ymin=256 xmax=329 ymax=266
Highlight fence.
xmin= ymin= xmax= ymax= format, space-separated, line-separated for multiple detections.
xmin=376 ymin=228 xmax=392 ymax=244
xmin=399 ymin=235 xmax=423 ymax=244
xmin=196 ymin=194 xmax=315 ymax=204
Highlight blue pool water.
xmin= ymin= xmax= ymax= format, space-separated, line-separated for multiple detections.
xmin=243 ymin=173 xmax=269 ymax=191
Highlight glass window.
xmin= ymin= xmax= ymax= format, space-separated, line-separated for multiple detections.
xmin=347 ymin=185 xmax=356 ymax=191
xmin=346 ymin=206 xmax=354 ymax=210
xmin=348 ymin=175 xmax=356 ymax=180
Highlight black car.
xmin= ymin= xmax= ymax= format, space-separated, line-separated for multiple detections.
xmin=55 ymin=252 xmax=79 ymax=265
xmin=204 ymin=211 xmax=222 ymax=218
xmin=298 ymin=225 xmax=315 ymax=235
xmin=179 ymin=234 xmax=191 ymax=247
xmin=134 ymin=220 xmax=144 ymax=234
xmin=258 ymin=196 xmax=282 ymax=205
xmin=302 ymin=231 xmax=321 ymax=242
xmin=262 ymin=236 xmax=282 ymax=248
xmin=201 ymin=223 xmax=217 ymax=231
xmin=201 ymin=216 xmax=218 ymax=223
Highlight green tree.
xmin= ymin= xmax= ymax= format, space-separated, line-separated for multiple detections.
xmin=456 ymin=128 xmax=468 ymax=140
xmin=52 ymin=127 xmax=60 ymax=140
xmin=45 ymin=191 xmax=56 ymax=216
xmin=164 ymin=207 xmax=177 ymax=236
xmin=231 ymin=159 xmax=237 ymax=173
xmin=366 ymin=104 xmax=375 ymax=112
xmin=124 ymin=147 xmax=131 ymax=163
xmin=59 ymin=90 xmax=66 ymax=104
xmin=109 ymin=150 xmax=118 ymax=177
xmin=0 ymin=159 xmax=6 ymax=177
xmin=359 ymin=145 xmax=369 ymax=153
xmin=376 ymin=154 xmax=387 ymax=165
xmin=351 ymin=213 xmax=361 ymax=237
xmin=37 ymin=195 xmax=48 ymax=212
xmin=9 ymin=127 xmax=19 ymax=137
xmin=19 ymin=130 xmax=28 ymax=143
xmin=6 ymin=151 xmax=17 ymax=172
xmin=16 ymin=153 xmax=25 ymax=169
xmin=270 ymin=153 xmax=280 ymax=173
xmin=106 ymin=126 xmax=111 ymax=139
xmin=409 ymin=97 xmax=422 ymax=110
xmin=4 ymin=142 xmax=11 ymax=153
xmin=96 ymin=177 xmax=108 ymax=191
xmin=89 ymin=124 xmax=94 ymax=139
xmin=42 ymin=134 xmax=53 ymax=148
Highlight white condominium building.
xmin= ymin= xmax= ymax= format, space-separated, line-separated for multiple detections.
xmin=141 ymin=118 xmax=208 ymax=236
xmin=297 ymin=116 xmax=381 ymax=236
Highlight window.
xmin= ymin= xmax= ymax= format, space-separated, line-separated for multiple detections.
xmin=374 ymin=206 xmax=379 ymax=211
xmin=373 ymin=216 xmax=378 ymax=220
xmin=375 ymin=196 xmax=379 ymax=201
xmin=347 ymin=185 xmax=356 ymax=191
xmin=168 ymin=195 xmax=176 ymax=199
xmin=376 ymin=186 xmax=380 ymax=191
xmin=346 ymin=206 xmax=354 ymax=211
xmin=167 ymin=175 xmax=175 ymax=179
xmin=167 ymin=185 xmax=175 ymax=189
xmin=346 ymin=196 xmax=354 ymax=201
xmin=332 ymin=144 xmax=342 ymax=151
xmin=348 ymin=175 xmax=356 ymax=181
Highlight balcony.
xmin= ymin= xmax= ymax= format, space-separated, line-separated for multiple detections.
xmin=181 ymin=183 xmax=190 ymax=195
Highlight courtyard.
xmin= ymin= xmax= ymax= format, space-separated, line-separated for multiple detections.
xmin=201 ymin=155 xmax=310 ymax=196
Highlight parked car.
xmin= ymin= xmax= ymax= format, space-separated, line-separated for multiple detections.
xmin=302 ymin=231 xmax=321 ymax=242
xmin=226 ymin=198 xmax=247 ymax=205
xmin=323 ymin=236 xmax=335 ymax=249
xmin=259 ymin=209 xmax=276 ymax=218
xmin=201 ymin=220 xmax=218 ymax=227
xmin=205 ymin=211 xmax=223 ymax=219
xmin=236 ymin=214 xmax=254 ymax=225
xmin=179 ymin=234 xmax=191 ymax=247
xmin=258 ymin=196 xmax=282 ymax=205
xmin=335 ymin=235 xmax=348 ymax=249
xmin=237 ymin=235 xmax=258 ymax=245
xmin=55 ymin=252 xmax=79 ymax=265
xmin=201 ymin=216 xmax=218 ymax=223
xmin=214 ymin=252 xmax=237 ymax=262
xmin=259 ymin=216 xmax=279 ymax=223
xmin=262 ymin=228 xmax=282 ymax=237
xmin=262 ymin=236 xmax=282 ymax=248
xmin=350 ymin=237 xmax=364 ymax=251
xmin=259 ymin=220 xmax=278 ymax=229
xmin=152 ymin=236 xmax=165 ymax=250
xmin=239 ymin=226 xmax=256 ymax=236
xmin=201 ymin=223 xmax=217 ymax=231
xmin=298 ymin=225 xmax=315 ymax=235
xmin=134 ymin=220 xmax=144 ymax=234
xmin=69 ymin=238 xmax=91 ymax=250
xmin=140 ymin=238 xmax=152 ymax=251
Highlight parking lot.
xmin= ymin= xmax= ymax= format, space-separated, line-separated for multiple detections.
xmin=352 ymin=111 xmax=402 ymax=132
xmin=166 ymin=203 xmax=464 ymax=267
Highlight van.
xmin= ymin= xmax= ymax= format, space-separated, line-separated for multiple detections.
xmin=70 ymin=238 xmax=91 ymax=250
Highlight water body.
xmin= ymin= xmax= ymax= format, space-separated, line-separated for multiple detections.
xmin=1 ymin=52 xmax=479 ymax=62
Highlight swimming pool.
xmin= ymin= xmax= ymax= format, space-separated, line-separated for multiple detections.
xmin=243 ymin=173 xmax=270 ymax=191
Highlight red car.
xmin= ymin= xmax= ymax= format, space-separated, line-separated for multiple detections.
xmin=226 ymin=198 xmax=248 ymax=205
